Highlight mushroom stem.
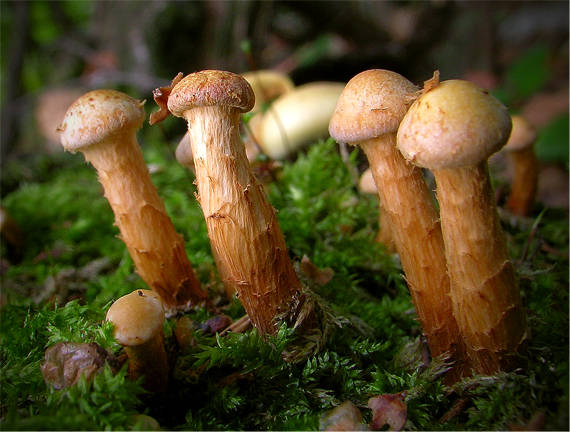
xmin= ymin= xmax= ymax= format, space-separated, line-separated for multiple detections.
xmin=433 ymin=162 xmax=526 ymax=373
xmin=183 ymin=105 xmax=304 ymax=335
xmin=81 ymin=131 xmax=206 ymax=310
xmin=124 ymin=331 xmax=168 ymax=392
xmin=360 ymin=135 xmax=464 ymax=367
xmin=506 ymin=145 xmax=539 ymax=216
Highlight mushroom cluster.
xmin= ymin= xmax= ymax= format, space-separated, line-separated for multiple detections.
xmin=397 ymin=77 xmax=527 ymax=374
xmin=58 ymin=66 xmax=527 ymax=384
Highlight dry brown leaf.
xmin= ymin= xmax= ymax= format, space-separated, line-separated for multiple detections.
xmin=41 ymin=342 xmax=117 ymax=390
xmin=301 ymin=255 xmax=334 ymax=286
xmin=319 ymin=401 xmax=367 ymax=431
xmin=368 ymin=392 xmax=407 ymax=431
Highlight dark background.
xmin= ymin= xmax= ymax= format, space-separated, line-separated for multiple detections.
xmin=1 ymin=0 xmax=568 ymax=196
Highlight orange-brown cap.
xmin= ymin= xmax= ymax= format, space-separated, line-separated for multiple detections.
xmin=397 ymin=80 xmax=512 ymax=169
xmin=328 ymin=69 xmax=418 ymax=144
xmin=504 ymin=115 xmax=537 ymax=152
xmin=106 ymin=290 xmax=164 ymax=347
xmin=58 ymin=90 xmax=145 ymax=152
xmin=167 ymin=70 xmax=255 ymax=118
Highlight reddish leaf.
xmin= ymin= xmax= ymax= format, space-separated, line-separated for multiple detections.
xmin=368 ymin=392 xmax=407 ymax=431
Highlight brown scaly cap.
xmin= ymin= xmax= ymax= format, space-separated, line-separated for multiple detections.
xmin=106 ymin=290 xmax=164 ymax=347
xmin=58 ymin=90 xmax=145 ymax=152
xmin=397 ymin=80 xmax=512 ymax=169
xmin=328 ymin=69 xmax=419 ymax=144
xmin=167 ymin=70 xmax=255 ymax=118
xmin=504 ymin=115 xmax=537 ymax=152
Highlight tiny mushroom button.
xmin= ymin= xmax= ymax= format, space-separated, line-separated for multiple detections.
xmin=329 ymin=69 xmax=466 ymax=380
xmin=397 ymin=79 xmax=527 ymax=375
xmin=106 ymin=289 xmax=168 ymax=392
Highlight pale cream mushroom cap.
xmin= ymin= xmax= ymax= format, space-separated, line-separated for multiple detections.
xmin=241 ymin=70 xmax=295 ymax=113
xmin=397 ymin=80 xmax=512 ymax=169
xmin=58 ymin=90 xmax=145 ymax=152
xmin=258 ymin=82 xmax=345 ymax=159
xmin=358 ymin=168 xmax=377 ymax=194
xmin=504 ymin=115 xmax=537 ymax=152
xmin=106 ymin=290 xmax=165 ymax=346
xmin=329 ymin=69 xmax=419 ymax=144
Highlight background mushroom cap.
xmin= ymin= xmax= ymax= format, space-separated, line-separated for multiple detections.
xmin=168 ymin=70 xmax=255 ymax=117
xmin=106 ymin=290 xmax=165 ymax=346
xmin=58 ymin=89 xmax=145 ymax=152
xmin=397 ymin=79 xmax=512 ymax=169
xmin=328 ymin=69 xmax=419 ymax=144
xmin=241 ymin=70 xmax=295 ymax=113
xmin=505 ymin=115 xmax=537 ymax=152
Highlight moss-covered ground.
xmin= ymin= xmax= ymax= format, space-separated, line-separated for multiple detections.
xmin=1 ymin=139 xmax=568 ymax=430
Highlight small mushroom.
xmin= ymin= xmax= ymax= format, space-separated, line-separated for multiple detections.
xmin=58 ymin=90 xmax=207 ymax=310
xmin=106 ymin=289 xmax=168 ymax=392
xmin=159 ymin=70 xmax=305 ymax=335
xmin=329 ymin=70 xmax=465 ymax=377
xmin=358 ymin=169 xmax=395 ymax=252
xmin=504 ymin=115 xmax=538 ymax=216
xmin=258 ymin=82 xmax=345 ymax=159
xmin=397 ymin=78 xmax=527 ymax=374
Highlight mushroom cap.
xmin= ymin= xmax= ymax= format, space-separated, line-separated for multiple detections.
xmin=241 ymin=70 xmax=295 ymax=113
xmin=258 ymin=82 xmax=345 ymax=159
xmin=175 ymin=132 xmax=193 ymax=167
xmin=106 ymin=290 xmax=164 ymax=346
xmin=397 ymin=80 xmax=512 ymax=169
xmin=358 ymin=168 xmax=377 ymax=194
xmin=168 ymin=70 xmax=255 ymax=118
xmin=504 ymin=115 xmax=537 ymax=152
xmin=58 ymin=89 xmax=145 ymax=152
xmin=328 ymin=69 xmax=419 ymax=144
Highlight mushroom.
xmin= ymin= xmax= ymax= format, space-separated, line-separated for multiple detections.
xmin=241 ymin=69 xmax=295 ymax=114
xmin=160 ymin=70 xmax=305 ymax=335
xmin=397 ymin=78 xmax=527 ymax=374
xmin=105 ymin=289 xmax=168 ymax=392
xmin=58 ymin=89 xmax=207 ymax=311
xmin=258 ymin=82 xmax=345 ymax=159
xmin=504 ymin=115 xmax=538 ymax=216
xmin=358 ymin=169 xmax=395 ymax=252
xmin=329 ymin=70 xmax=465 ymax=375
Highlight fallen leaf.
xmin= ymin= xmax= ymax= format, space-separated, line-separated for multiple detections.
xmin=41 ymin=342 xmax=117 ymax=390
xmin=301 ymin=255 xmax=334 ymax=285
xmin=320 ymin=401 xmax=367 ymax=431
xmin=368 ymin=392 xmax=407 ymax=431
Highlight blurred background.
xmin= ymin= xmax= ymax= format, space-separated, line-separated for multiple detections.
xmin=1 ymin=0 xmax=568 ymax=205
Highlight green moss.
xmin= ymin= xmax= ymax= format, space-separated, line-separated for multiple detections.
xmin=1 ymin=139 xmax=568 ymax=430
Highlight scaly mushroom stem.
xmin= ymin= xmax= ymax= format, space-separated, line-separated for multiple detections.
xmin=59 ymin=90 xmax=206 ymax=310
xmin=433 ymin=162 xmax=526 ymax=374
xmin=506 ymin=145 xmax=539 ymax=216
xmin=360 ymin=135 xmax=464 ymax=368
xmin=183 ymin=105 xmax=303 ymax=335
xmin=81 ymin=131 xmax=206 ymax=309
